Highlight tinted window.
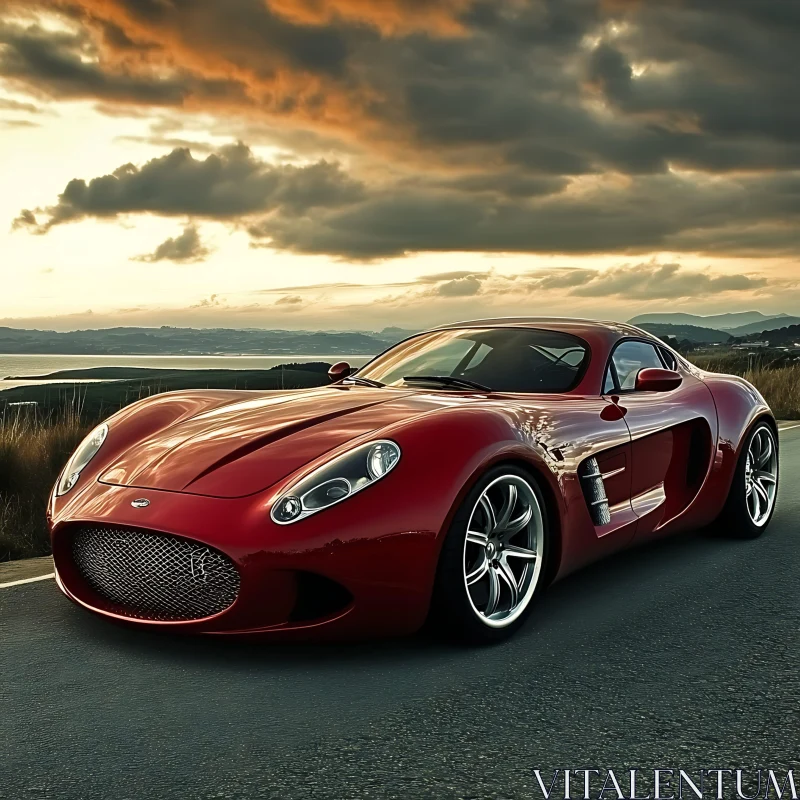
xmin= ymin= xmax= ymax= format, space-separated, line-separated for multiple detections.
xmin=358 ymin=328 xmax=589 ymax=393
xmin=603 ymin=367 xmax=616 ymax=394
xmin=659 ymin=347 xmax=677 ymax=370
xmin=612 ymin=340 xmax=664 ymax=390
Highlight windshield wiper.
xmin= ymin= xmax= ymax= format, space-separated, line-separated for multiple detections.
xmin=403 ymin=375 xmax=492 ymax=392
xmin=342 ymin=375 xmax=385 ymax=388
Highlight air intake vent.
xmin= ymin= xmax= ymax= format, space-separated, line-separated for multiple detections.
xmin=71 ymin=526 xmax=240 ymax=621
xmin=578 ymin=457 xmax=611 ymax=526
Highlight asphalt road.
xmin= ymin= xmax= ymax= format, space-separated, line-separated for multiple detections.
xmin=2 ymin=429 xmax=800 ymax=800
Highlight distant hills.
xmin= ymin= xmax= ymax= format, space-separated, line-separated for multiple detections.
xmin=629 ymin=311 xmax=790 ymax=330
xmin=725 ymin=317 xmax=800 ymax=336
xmin=633 ymin=323 xmax=732 ymax=344
xmin=0 ymin=326 xmax=420 ymax=357
xmin=629 ymin=312 xmax=800 ymax=342
xmin=2 ymin=316 xmax=798 ymax=354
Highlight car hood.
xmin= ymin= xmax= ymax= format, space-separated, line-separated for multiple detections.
xmin=99 ymin=386 xmax=447 ymax=498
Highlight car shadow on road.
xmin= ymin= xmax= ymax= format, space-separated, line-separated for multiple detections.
xmin=62 ymin=525 xmax=752 ymax=669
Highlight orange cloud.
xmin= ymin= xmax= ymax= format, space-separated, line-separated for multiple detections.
xmin=267 ymin=0 xmax=471 ymax=35
xmin=4 ymin=0 xmax=376 ymax=132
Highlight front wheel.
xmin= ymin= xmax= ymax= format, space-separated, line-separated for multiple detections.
xmin=430 ymin=466 xmax=548 ymax=644
xmin=715 ymin=420 xmax=779 ymax=539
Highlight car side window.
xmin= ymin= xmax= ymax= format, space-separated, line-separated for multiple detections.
xmin=612 ymin=341 xmax=664 ymax=390
xmin=603 ymin=366 xmax=616 ymax=394
xmin=658 ymin=347 xmax=677 ymax=371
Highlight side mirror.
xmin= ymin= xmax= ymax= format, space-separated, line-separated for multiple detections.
xmin=635 ymin=367 xmax=682 ymax=392
xmin=328 ymin=361 xmax=355 ymax=383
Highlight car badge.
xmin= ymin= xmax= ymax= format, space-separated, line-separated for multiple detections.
xmin=131 ymin=498 xmax=150 ymax=508
xmin=191 ymin=551 xmax=209 ymax=581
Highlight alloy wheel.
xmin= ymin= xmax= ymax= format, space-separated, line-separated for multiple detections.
xmin=462 ymin=474 xmax=544 ymax=628
xmin=745 ymin=425 xmax=778 ymax=527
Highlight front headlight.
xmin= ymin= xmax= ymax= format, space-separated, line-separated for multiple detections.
xmin=271 ymin=439 xmax=401 ymax=525
xmin=56 ymin=423 xmax=109 ymax=496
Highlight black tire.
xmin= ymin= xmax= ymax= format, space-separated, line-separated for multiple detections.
xmin=429 ymin=465 xmax=550 ymax=645
xmin=713 ymin=420 xmax=779 ymax=539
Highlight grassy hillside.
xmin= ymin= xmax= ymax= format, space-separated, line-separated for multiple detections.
xmin=735 ymin=323 xmax=800 ymax=346
xmin=0 ymin=364 xmax=332 ymax=419
xmin=691 ymin=357 xmax=800 ymax=420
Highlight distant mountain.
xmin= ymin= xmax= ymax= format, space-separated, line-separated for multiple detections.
xmin=636 ymin=323 xmax=731 ymax=344
xmin=0 ymin=326 xmax=404 ymax=357
xmin=727 ymin=317 xmax=800 ymax=337
xmin=629 ymin=311 xmax=789 ymax=330
xmin=375 ymin=327 xmax=420 ymax=341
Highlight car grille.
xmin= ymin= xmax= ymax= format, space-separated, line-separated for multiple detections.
xmin=70 ymin=526 xmax=240 ymax=621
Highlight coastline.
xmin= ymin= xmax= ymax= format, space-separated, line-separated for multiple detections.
xmin=0 ymin=363 xmax=343 ymax=418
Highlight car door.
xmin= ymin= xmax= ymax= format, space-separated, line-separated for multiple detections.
xmin=603 ymin=339 xmax=718 ymax=538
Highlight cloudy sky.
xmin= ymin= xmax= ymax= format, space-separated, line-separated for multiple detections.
xmin=1 ymin=0 xmax=798 ymax=331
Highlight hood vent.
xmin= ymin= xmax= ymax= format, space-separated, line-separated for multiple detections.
xmin=578 ymin=457 xmax=611 ymax=526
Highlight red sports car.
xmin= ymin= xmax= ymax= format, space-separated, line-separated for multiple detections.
xmin=48 ymin=318 xmax=779 ymax=643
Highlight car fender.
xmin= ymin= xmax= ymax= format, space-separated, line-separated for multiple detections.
xmin=697 ymin=372 xmax=774 ymax=524
xmin=366 ymin=403 xmax=565 ymax=591
xmin=48 ymin=390 xmax=259 ymax=523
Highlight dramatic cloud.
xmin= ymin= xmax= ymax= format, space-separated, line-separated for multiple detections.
xmin=249 ymin=171 xmax=800 ymax=259
xmin=22 ymin=143 xmax=365 ymax=230
xmin=3 ymin=0 xmax=800 ymax=263
xmin=0 ymin=19 xmax=196 ymax=106
xmin=3 ymin=0 xmax=796 ymax=176
xmin=267 ymin=0 xmax=471 ymax=33
xmin=133 ymin=223 xmax=211 ymax=263
xmin=528 ymin=262 xmax=769 ymax=301
xmin=20 ymin=142 xmax=800 ymax=260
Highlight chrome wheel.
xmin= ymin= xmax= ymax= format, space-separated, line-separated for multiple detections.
xmin=462 ymin=474 xmax=544 ymax=628
xmin=745 ymin=425 xmax=778 ymax=527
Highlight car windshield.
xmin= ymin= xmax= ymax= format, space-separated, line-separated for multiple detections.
xmin=357 ymin=328 xmax=589 ymax=393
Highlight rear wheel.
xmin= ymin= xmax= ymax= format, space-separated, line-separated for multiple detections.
xmin=430 ymin=466 xmax=548 ymax=644
xmin=715 ymin=421 xmax=778 ymax=539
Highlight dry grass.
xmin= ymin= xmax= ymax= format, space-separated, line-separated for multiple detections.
xmin=0 ymin=403 xmax=91 ymax=561
xmin=691 ymin=359 xmax=800 ymax=420
xmin=735 ymin=366 xmax=800 ymax=420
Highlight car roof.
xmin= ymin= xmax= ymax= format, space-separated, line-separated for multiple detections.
xmin=433 ymin=316 xmax=650 ymax=340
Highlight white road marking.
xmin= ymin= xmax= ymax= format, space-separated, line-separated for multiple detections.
xmin=0 ymin=573 xmax=55 ymax=589
xmin=779 ymin=423 xmax=800 ymax=431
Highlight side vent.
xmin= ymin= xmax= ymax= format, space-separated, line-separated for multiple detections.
xmin=578 ymin=457 xmax=611 ymax=526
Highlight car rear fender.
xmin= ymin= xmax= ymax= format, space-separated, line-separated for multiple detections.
xmin=697 ymin=373 xmax=775 ymax=523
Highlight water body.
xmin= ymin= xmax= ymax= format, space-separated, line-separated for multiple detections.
xmin=0 ymin=354 xmax=373 ymax=391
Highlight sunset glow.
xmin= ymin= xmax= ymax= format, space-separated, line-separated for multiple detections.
xmin=1 ymin=1 xmax=798 ymax=329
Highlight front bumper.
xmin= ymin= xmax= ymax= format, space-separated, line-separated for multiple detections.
xmin=50 ymin=481 xmax=440 ymax=640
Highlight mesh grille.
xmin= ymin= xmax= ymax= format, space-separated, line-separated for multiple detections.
xmin=71 ymin=526 xmax=240 ymax=621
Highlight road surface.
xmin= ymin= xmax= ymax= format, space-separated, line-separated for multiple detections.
xmin=2 ymin=428 xmax=799 ymax=799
